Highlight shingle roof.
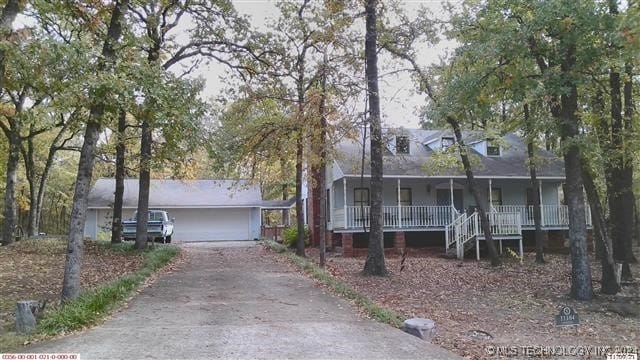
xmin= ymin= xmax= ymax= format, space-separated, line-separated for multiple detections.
xmin=87 ymin=179 xmax=288 ymax=208
xmin=334 ymin=129 xmax=565 ymax=178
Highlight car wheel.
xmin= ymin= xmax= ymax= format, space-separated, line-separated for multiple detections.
xmin=166 ymin=235 xmax=172 ymax=243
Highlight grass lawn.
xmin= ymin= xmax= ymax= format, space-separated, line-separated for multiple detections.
xmin=0 ymin=238 xmax=178 ymax=351
xmin=286 ymin=246 xmax=639 ymax=359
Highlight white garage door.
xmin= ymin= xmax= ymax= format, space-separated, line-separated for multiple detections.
xmin=171 ymin=208 xmax=252 ymax=241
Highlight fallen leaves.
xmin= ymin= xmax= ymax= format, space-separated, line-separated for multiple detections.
xmin=0 ymin=239 xmax=145 ymax=329
xmin=299 ymin=247 xmax=639 ymax=360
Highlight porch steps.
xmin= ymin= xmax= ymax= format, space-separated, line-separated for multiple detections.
xmin=445 ymin=211 xmax=523 ymax=260
xmin=445 ymin=237 xmax=475 ymax=257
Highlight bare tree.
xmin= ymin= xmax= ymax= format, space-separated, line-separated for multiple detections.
xmin=62 ymin=0 xmax=130 ymax=302
xmin=362 ymin=0 xmax=387 ymax=276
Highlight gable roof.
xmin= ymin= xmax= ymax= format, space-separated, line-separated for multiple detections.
xmin=87 ymin=179 xmax=290 ymax=209
xmin=334 ymin=129 xmax=565 ymax=179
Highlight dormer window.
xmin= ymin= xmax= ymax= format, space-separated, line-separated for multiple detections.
xmin=441 ymin=137 xmax=455 ymax=150
xmin=396 ymin=136 xmax=410 ymax=154
xmin=487 ymin=140 xmax=500 ymax=156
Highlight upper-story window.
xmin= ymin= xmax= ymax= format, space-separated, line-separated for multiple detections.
xmin=441 ymin=137 xmax=455 ymax=150
xmin=396 ymin=136 xmax=410 ymax=154
xmin=487 ymin=140 xmax=501 ymax=156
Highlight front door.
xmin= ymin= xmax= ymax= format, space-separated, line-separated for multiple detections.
xmin=436 ymin=189 xmax=464 ymax=211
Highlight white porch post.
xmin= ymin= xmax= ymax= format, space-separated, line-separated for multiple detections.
xmin=343 ymin=177 xmax=347 ymax=228
xmin=519 ymin=238 xmax=524 ymax=259
xmin=538 ymin=181 xmax=544 ymax=226
xmin=397 ymin=178 xmax=401 ymax=228
xmin=488 ymin=178 xmax=493 ymax=211
xmin=450 ymin=178 xmax=455 ymax=222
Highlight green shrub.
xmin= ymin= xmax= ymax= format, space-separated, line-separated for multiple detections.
xmin=282 ymin=225 xmax=310 ymax=248
xmin=96 ymin=231 xmax=111 ymax=242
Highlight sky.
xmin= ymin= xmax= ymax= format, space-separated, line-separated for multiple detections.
xmin=15 ymin=1 xmax=454 ymax=129
xmin=196 ymin=0 xmax=455 ymax=129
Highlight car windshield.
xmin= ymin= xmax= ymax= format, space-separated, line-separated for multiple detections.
xmin=131 ymin=211 xmax=166 ymax=221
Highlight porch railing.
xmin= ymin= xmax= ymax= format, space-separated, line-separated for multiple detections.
xmin=487 ymin=212 xmax=521 ymax=235
xmin=492 ymin=205 xmax=592 ymax=228
xmin=334 ymin=204 xmax=591 ymax=230
xmin=336 ymin=205 xmax=456 ymax=230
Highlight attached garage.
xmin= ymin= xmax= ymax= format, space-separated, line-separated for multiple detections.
xmin=84 ymin=179 xmax=288 ymax=242
xmin=171 ymin=208 xmax=253 ymax=241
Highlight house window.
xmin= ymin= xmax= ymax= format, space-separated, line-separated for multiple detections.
xmin=489 ymin=188 xmax=503 ymax=206
xmin=441 ymin=137 xmax=455 ymax=150
xmin=354 ymin=188 xmax=370 ymax=207
xmin=396 ymin=136 xmax=410 ymax=154
xmin=487 ymin=141 xmax=500 ymax=156
xmin=398 ymin=188 xmax=412 ymax=206
xmin=326 ymin=189 xmax=331 ymax=222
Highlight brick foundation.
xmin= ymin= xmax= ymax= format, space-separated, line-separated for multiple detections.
xmin=351 ymin=248 xmax=398 ymax=257
xmin=342 ymin=233 xmax=353 ymax=257
xmin=340 ymin=231 xmax=403 ymax=258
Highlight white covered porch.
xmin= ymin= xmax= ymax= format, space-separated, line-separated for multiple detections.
xmin=328 ymin=176 xmax=584 ymax=232
xmin=333 ymin=204 xmax=590 ymax=231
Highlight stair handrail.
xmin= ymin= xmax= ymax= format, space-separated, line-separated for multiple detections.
xmin=450 ymin=211 xmax=479 ymax=259
xmin=445 ymin=212 xmax=466 ymax=251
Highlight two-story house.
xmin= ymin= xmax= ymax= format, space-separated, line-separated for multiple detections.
xmin=311 ymin=128 xmax=591 ymax=258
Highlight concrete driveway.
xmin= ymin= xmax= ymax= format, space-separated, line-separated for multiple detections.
xmin=26 ymin=242 xmax=457 ymax=359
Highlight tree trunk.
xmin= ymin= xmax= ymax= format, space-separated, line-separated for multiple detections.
xmin=447 ymin=116 xmax=501 ymax=266
xmin=0 ymin=0 xmax=22 ymax=246
xmin=62 ymin=119 xmax=101 ymax=301
xmin=559 ymin=66 xmax=593 ymax=301
xmin=134 ymin=35 xmax=162 ymax=251
xmin=0 ymin=0 xmax=22 ymax=92
xmin=362 ymin=0 xmax=387 ymax=276
xmin=606 ymin=0 xmax=635 ymax=279
xmin=2 ymin=127 xmax=20 ymax=245
xmin=135 ymin=119 xmax=152 ymax=250
xmin=280 ymin=157 xmax=290 ymax=226
xmin=528 ymin=148 xmax=545 ymax=264
xmin=111 ymin=110 xmax=126 ymax=244
xmin=607 ymin=65 xmax=631 ymax=277
xmin=582 ymin=166 xmax=619 ymax=294
xmin=524 ymin=105 xmax=545 ymax=263
xmin=310 ymin=164 xmax=321 ymax=246
xmin=294 ymin=134 xmax=305 ymax=257
xmin=318 ymin=54 xmax=328 ymax=267
xmin=62 ymin=0 xmax=129 ymax=303
xmin=35 ymin=122 xmax=73 ymax=234
xmin=24 ymin=133 xmax=37 ymax=237
xmin=622 ymin=62 xmax=636 ymax=270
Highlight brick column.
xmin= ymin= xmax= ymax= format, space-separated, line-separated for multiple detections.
xmin=394 ymin=231 xmax=406 ymax=255
xmin=342 ymin=233 xmax=353 ymax=257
